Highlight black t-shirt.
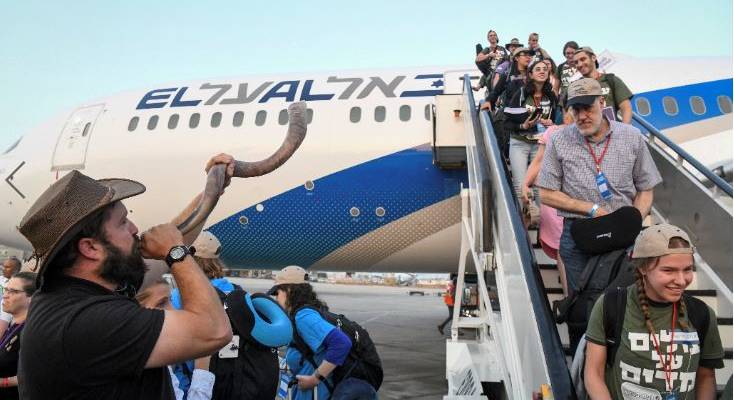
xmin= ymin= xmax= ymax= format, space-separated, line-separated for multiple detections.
xmin=0 ymin=322 xmax=23 ymax=400
xmin=18 ymin=275 xmax=174 ymax=400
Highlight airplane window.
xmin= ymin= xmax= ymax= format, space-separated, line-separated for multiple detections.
xmin=233 ymin=111 xmax=244 ymax=127
xmin=399 ymin=105 xmax=411 ymax=122
xmin=147 ymin=115 xmax=159 ymax=130
xmin=255 ymin=110 xmax=267 ymax=126
xmin=168 ymin=114 xmax=179 ymax=129
xmin=307 ymin=108 xmax=314 ymax=124
xmin=349 ymin=107 xmax=361 ymax=123
xmin=211 ymin=112 xmax=222 ymax=128
xmin=689 ymin=96 xmax=706 ymax=115
xmin=81 ymin=122 xmax=91 ymax=137
xmin=128 ymin=117 xmax=139 ymax=132
xmin=374 ymin=106 xmax=386 ymax=123
xmin=190 ymin=113 xmax=200 ymax=129
xmin=278 ymin=109 xmax=289 ymax=125
xmin=424 ymin=104 xmax=431 ymax=121
xmin=662 ymin=96 xmax=678 ymax=116
xmin=717 ymin=95 xmax=732 ymax=114
xmin=635 ymin=97 xmax=651 ymax=116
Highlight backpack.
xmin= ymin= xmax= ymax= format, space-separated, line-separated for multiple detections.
xmin=553 ymin=249 xmax=636 ymax=352
xmin=209 ymin=285 xmax=281 ymax=400
xmin=570 ymin=286 xmax=711 ymax=399
xmin=291 ymin=306 xmax=384 ymax=395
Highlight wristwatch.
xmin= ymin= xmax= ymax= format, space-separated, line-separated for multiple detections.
xmin=165 ymin=245 xmax=192 ymax=268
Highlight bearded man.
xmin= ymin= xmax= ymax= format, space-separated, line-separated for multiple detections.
xmin=536 ymin=78 xmax=662 ymax=292
xmin=16 ymin=154 xmax=235 ymax=399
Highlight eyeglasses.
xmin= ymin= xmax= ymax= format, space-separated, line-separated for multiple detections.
xmin=3 ymin=287 xmax=25 ymax=295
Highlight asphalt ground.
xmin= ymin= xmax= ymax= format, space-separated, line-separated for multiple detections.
xmin=231 ymin=278 xmax=449 ymax=400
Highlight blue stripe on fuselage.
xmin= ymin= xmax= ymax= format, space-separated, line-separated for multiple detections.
xmin=632 ymin=78 xmax=732 ymax=129
xmin=208 ymin=78 xmax=731 ymax=268
xmin=208 ymin=146 xmax=466 ymax=268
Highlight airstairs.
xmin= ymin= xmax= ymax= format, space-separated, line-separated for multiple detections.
xmin=434 ymin=73 xmax=733 ymax=399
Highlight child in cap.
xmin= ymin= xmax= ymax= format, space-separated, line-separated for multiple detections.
xmin=583 ymin=224 xmax=724 ymax=399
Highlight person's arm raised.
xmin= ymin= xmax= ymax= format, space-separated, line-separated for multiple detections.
xmin=141 ymin=223 xmax=232 ymax=368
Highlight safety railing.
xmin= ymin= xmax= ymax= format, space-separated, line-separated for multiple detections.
xmin=633 ymin=113 xmax=733 ymax=197
xmin=461 ymin=75 xmax=575 ymax=399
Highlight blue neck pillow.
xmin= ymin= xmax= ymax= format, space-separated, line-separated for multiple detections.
xmin=225 ymin=289 xmax=293 ymax=348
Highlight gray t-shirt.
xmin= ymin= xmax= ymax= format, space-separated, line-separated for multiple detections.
xmin=536 ymin=120 xmax=662 ymax=218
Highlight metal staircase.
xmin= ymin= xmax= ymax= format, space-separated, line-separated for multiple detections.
xmin=440 ymin=73 xmax=733 ymax=399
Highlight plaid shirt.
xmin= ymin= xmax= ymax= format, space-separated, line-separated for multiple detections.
xmin=537 ymin=120 xmax=662 ymax=218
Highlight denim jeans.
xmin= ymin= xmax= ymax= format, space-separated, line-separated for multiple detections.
xmin=559 ymin=218 xmax=591 ymax=292
xmin=509 ymin=137 xmax=539 ymax=206
xmin=331 ymin=377 xmax=378 ymax=400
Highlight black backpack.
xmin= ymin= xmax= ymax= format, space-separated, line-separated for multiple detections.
xmin=209 ymin=286 xmax=280 ymax=400
xmin=553 ymin=249 xmax=636 ymax=352
xmin=291 ymin=306 xmax=383 ymax=394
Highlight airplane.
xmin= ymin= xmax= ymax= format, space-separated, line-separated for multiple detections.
xmin=0 ymin=51 xmax=731 ymax=274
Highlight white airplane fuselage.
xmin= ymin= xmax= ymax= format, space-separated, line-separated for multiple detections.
xmin=1 ymin=55 xmax=731 ymax=272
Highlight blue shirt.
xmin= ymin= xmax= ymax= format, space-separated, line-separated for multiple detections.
xmin=286 ymin=308 xmax=336 ymax=400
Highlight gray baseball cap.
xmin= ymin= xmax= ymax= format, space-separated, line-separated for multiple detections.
xmin=566 ymin=78 xmax=603 ymax=106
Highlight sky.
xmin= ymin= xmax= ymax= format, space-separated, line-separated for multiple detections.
xmin=1 ymin=0 xmax=732 ymax=150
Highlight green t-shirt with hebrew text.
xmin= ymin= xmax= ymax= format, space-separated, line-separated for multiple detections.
xmin=586 ymin=285 xmax=724 ymax=400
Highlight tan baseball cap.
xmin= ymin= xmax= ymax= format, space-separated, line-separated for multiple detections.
xmin=632 ymin=224 xmax=695 ymax=259
xmin=566 ymin=78 xmax=603 ymax=106
xmin=267 ymin=265 xmax=309 ymax=295
xmin=574 ymin=46 xmax=596 ymax=56
xmin=191 ymin=231 xmax=222 ymax=259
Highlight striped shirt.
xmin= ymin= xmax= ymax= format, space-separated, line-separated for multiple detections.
xmin=537 ymin=120 xmax=662 ymax=218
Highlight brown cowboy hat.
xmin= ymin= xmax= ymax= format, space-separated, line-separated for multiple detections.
xmin=18 ymin=170 xmax=146 ymax=284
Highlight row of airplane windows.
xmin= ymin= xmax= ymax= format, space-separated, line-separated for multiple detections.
xmin=127 ymin=105 xmax=433 ymax=132
xmin=635 ymin=94 xmax=732 ymax=117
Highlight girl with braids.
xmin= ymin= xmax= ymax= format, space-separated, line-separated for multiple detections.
xmin=584 ymin=224 xmax=724 ymax=399
xmin=268 ymin=266 xmax=377 ymax=400
xmin=504 ymin=58 xmax=558 ymax=215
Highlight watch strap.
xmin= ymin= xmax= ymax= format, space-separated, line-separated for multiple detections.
xmin=165 ymin=245 xmax=191 ymax=268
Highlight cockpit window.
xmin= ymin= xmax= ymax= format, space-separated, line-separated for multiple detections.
xmin=2 ymin=137 xmax=22 ymax=155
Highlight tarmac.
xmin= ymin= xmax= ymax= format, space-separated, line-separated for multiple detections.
xmin=231 ymin=278 xmax=449 ymax=400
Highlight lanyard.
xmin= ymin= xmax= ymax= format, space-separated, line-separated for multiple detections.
xmin=0 ymin=322 xmax=23 ymax=349
xmin=650 ymin=302 xmax=677 ymax=392
xmin=584 ymin=133 xmax=612 ymax=173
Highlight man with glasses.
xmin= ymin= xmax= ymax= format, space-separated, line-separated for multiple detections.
xmin=0 ymin=258 xmax=21 ymax=338
xmin=556 ymin=41 xmax=580 ymax=106
xmin=536 ymin=78 xmax=661 ymax=292
xmin=0 ymin=272 xmax=37 ymax=399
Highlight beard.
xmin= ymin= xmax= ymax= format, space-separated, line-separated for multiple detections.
xmin=99 ymin=236 xmax=148 ymax=297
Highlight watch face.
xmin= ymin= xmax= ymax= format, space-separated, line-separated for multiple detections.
xmin=170 ymin=247 xmax=186 ymax=259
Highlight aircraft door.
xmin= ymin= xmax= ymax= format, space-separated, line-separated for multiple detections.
xmin=51 ymin=104 xmax=105 ymax=171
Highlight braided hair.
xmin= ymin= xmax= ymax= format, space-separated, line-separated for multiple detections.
xmin=633 ymin=237 xmax=692 ymax=335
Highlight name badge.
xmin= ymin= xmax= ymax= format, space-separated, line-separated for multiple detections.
xmin=595 ymin=172 xmax=613 ymax=201
xmin=673 ymin=331 xmax=700 ymax=344
xmin=661 ymin=389 xmax=679 ymax=400
xmin=218 ymin=334 xmax=240 ymax=358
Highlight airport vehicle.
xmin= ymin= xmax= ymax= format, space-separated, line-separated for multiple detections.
xmin=0 ymin=51 xmax=731 ymax=398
